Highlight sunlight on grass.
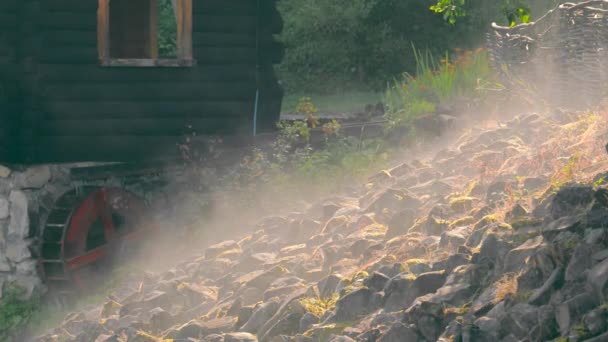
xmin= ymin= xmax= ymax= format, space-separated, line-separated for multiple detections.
xmin=384 ymin=46 xmax=493 ymax=128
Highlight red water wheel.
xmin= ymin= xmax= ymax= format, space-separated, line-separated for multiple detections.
xmin=40 ymin=187 xmax=148 ymax=291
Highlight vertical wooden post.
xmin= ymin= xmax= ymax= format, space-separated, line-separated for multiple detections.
xmin=176 ymin=0 xmax=192 ymax=60
xmin=97 ymin=0 xmax=110 ymax=61
xmin=149 ymin=0 xmax=159 ymax=59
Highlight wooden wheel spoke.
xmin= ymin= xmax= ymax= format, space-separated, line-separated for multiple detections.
xmin=65 ymin=246 xmax=107 ymax=271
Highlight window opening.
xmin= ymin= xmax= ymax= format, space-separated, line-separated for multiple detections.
xmin=98 ymin=0 xmax=193 ymax=67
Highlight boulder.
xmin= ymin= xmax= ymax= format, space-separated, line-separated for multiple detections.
xmin=333 ymin=288 xmax=374 ymax=322
xmin=587 ymin=257 xmax=608 ymax=302
xmin=556 ymin=293 xmax=598 ymax=336
xmin=565 ymin=243 xmax=594 ymax=282
xmin=383 ymin=273 xmax=415 ymax=312
xmin=503 ymin=235 xmax=545 ymax=273
xmin=206 ymin=240 xmax=241 ymax=259
xmin=498 ymin=303 xmax=539 ymax=340
xmin=378 ymin=322 xmax=419 ymax=342
xmin=299 ymin=313 xmax=318 ymax=333
xmin=363 ymin=272 xmax=390 ymax=292
xmin=386 ymin=209 xmax=416 ymax=238
xmin=583 ymin=306 xmax=608 ymax=337
xmin=240 ymin=300 xmax=280 ymax=334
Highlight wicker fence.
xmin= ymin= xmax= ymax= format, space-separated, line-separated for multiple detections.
xmin=487 ymin=0 xmax=608 ymax=108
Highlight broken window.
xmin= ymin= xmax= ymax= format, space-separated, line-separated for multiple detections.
xmin=97 ymin=0 xmax=193 ymax=66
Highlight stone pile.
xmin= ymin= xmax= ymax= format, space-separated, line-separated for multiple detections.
xmin=36 ymin=111 xmax=608 ymax=342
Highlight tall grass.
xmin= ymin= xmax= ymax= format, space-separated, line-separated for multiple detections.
xmin=384 ymin=46 xmax=492 ymax=128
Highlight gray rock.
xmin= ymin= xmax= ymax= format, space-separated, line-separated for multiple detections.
xmin=584 ymin=331 xmax=608 ymax=342
xmin=206 ymin=240 xmax=240 ymax=259
xmin=592 ymin=249 xmax=608 ymax=262
xmin=8 ymin=190 xmax=29 ymax=239
xmin=0 ymin=255 xmax=10 ymax=272
xmin=528 ymin=267 xmax=563 ymax=306
xmin=328 ymin=336 xmax=355 ymax=342
xmin=378 ymin=323 xmax=419 ymax=342
xmin=475 ymin=316 xmax=499 ymax=337
xmin=363 ymin=272 xmax=390 ymax=292
xmin=541 ymin=215 xmax=581 ymax=241
xmin=549 ymin=186 xmax=595 ymax=221
xmin=299 ymin=313 xmax=318 ymax=333
xmin=386 ymin=208 xmax=416 ymax=238
xmin=556 ymin=293 xmax=598 ymax=336
xmin=566 ymin=243 xmax=593 ymax=282
xmin=588 ymin=257 xmax=608 ymax=302
xmin=224 ymin=332 xmax=258 ymax=342
xmin=16 ymin=165 xmax=51 ymax=189
xmin=408 ymin=261 xmax=432 ymax=275
xmin=0 ymin=165 xmax=11 ymax=178
xmin=503 ymin=235 xmax=545 ymax=273
xmin=444 ymin=253 xmax=470 ymax=273
xmin=240 ymin=300 xmax=280 ymax=334
xmin=404 ymin=300 xmax=444 ymax=341
xmin=148 ymin=307 xmax=173 ymax=333
xmin=318 ymin=274 xmax=342 ymax=298
xmin=440 ymin=230 xmax=467 ymax=248
xmin=333 ymin=288 xmax=374 ymax=322
xmin=478 ymin=234 xmax=511 ymax=268
xmin=583 ymin=306 xmax=607 ymax=336
xmin=6 ymin=241 xmax=31 ymax=263
xmin=411 ymin=271 xmax=447 ymax=298
xmin=0 ymin=197 xmax=8 ymax=219
xmin=383 ymin=273 xmax=415 ymax=312
xmin=498 ymin=303 xmax=539 ymax=339
xmin=263 ymin=312 xmax=303 ymax=339
xmin=530 ymin=305 xmax=559 ymax=341
xmin=203 ymin=334 xmax=225 ymax=342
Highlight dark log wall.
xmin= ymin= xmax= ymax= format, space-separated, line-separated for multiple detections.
xmin=25 ymin=0 xmax=284 ymax=162
xmin=0 ymin=0 xmax=19 ymax=161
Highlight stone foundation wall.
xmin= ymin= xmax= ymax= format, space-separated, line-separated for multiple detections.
xmin=0 ymin=164 xmax=72 ymax=299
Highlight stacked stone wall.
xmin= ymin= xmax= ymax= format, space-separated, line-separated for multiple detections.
xmin=0 ymin=164 xmax=72 ymax=299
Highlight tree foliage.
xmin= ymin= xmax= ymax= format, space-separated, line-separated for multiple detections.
xmin=277 ymin=0 xmax=559 ymax=93
xmin=431 ymin=0 xmax=532 ymax=27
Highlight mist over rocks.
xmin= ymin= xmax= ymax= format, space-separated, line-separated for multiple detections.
xmin=35 ymin=110 xmax=608 ymax=342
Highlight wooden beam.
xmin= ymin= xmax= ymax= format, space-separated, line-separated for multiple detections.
xmin=149 ymin=0 xmax=159 ymax=59
xmin=97 ymin=0 xmax=110 ymax=60
xmin=176 ymin=0 xmax=193 ymax=60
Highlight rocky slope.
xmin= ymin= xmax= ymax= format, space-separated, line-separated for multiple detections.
xmin=36 ymin=110 xmax=608 ymax=342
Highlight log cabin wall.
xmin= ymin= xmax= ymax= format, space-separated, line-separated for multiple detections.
xmin=23 ymin=0 xmax=284 ymax=163
xmin=0 ymin=0 xmax=19 ymax=162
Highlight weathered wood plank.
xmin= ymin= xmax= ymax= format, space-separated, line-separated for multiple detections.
xmin=38 ymin=46 xmax=262 ymax=64
xmin=40 ymin=118 xmax=249 ymax=136
xmin=42 ymin=101 xmax=255 ymax=118
xmin=42 ymin=82 xmax=257 ymax=101
xmin=37 ymin=64 xmax=255 ymax=82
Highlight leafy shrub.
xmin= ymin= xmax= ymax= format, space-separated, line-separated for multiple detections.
xmin=0 ymin=283 xmax=40 ymax=341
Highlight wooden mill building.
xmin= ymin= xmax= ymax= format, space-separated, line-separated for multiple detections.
xmin=0 ymin=0 xmax=284 ymax=163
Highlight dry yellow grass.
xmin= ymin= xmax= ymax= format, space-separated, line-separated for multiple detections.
xmin=493 ymin=272 xmax=519 ymax=303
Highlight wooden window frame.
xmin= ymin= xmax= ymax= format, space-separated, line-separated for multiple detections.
xmin=97 ymin=0 xmax=194 ymax=67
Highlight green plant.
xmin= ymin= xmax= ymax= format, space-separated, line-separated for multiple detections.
xmin=550 ymin=153 xmax=581 ymax=193
xmin=158 ymin=0 xmax=177 ymax=57
xmin=431 ymin=0 xmax=532 ymax=26
xmin=384 ymin=46 xmax=492 ymax=130
xmin=0 ymin=283 xmax=40 ymax=341
xmin=300 ymin=294 xmax=339 ymax=317
xmin=593 ymin=177 xmax=605 ymax=189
